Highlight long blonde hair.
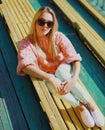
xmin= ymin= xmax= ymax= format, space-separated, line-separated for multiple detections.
xmin=29 ymin=6 xmax=58 ymax=59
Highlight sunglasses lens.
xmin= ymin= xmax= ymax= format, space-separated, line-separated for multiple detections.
xmin=38 ymin=18 xmax=45 ymax=26
xmin=37 ymin=18 xmax=53 ymax=27
xmin=47 ymin=21 xmax=54 ymax=27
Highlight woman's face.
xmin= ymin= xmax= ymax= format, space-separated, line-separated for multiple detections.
xmin=36 ymin=12 xmax=53 ymax=38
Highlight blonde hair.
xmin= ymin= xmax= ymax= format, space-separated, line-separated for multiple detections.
xmin=29 ymin=6 xmax=58 ymax=59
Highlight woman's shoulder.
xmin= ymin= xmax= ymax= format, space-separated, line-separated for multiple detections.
xmin=54 ymin=31 xmax=67 ymax=43
xmin=55 ymin=31 xmax=64 ymax=37
xmin=18 ymin=36 xmax=32 ymax=49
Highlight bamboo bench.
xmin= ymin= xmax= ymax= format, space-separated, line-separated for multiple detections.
xmin=51 ymin=0 xmax=105 ymax=68
xmin=0 ymin=0 xmax=104 ymax=130
xmin=79 ymin=0 xmax=105 ymax=27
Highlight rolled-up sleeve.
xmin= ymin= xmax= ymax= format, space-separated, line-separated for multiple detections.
xmin=56 ymin=32 xmax=82 ymax=63
xmin=17 ymin=38 xmax=38 ymax=75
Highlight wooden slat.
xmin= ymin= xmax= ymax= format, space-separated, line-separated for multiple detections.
xmin=22 ymin=22 xmax=30 ymax=34
xmin=32 ymin=79 xmax=62 ymax=130
xmin=22 ymin=0 xmax=35 ymax=20
xmin=2 ymin=0 xmax=19 ymax=23
xmin=17 ymin=23 xmax=27 ymax=38
xmin=17 ymin=0 xmax=34 ymax=22
xmin=52 ymin=95 xmax=77 ymax=130
xmin=7 ymin=0 xmax=24 ymax=23
xmin=0 ymin=5 xmax=20 ymax=43
xmin=62 ymin=101 xmax=85 ymax=130
xmin=38 ymin=80 xmax=68 ymax=130
xmin=12 ymin=0 xmax=28 ymax=22
xmin=0 ymin=4 xmax=22 ymax=42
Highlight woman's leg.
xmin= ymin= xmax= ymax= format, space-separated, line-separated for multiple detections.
xmin=45 ymin=63 xmax=95 ymax=127
xmin=70 ymin=82 xmax=91 ymax=105
xmin=55 ymin=63 xmax=90 ymax=105
xmin=45 ymin=81 xmax=79 ymax=107
xmin=55 ymin=63 xmax=104 ymax=127
xmin=45 ymin=63 xmax=80 ymax=107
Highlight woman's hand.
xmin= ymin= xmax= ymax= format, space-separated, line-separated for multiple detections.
xmin=48 ymin=75 xmax=78 ymax=95
xmin=60 ymin=77 xmax=77 ymax=95
xmin=48 ymin=75 xmax=63 ymax=94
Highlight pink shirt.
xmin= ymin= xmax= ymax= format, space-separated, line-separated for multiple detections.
xmin=17 ymin=32 xmax=81 ymax=75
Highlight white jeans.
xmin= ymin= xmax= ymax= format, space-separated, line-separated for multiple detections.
xmin=45 ymin=63 xmax=90 ymax=107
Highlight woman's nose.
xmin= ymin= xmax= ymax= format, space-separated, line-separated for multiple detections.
xmin=44 ymin=23 xmax=48 ymax=27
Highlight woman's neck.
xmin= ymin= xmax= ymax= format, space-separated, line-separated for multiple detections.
xmin=37 ymin=33 xmax=48 ymax=39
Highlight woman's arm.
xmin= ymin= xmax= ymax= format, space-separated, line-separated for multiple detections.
xmin=23 ymin=65 xmax=52 ymax=81
xmin=23 ymin=65 xmax=62 ymax=92
xmin=72 ymin=60 xmax=80 ymax=80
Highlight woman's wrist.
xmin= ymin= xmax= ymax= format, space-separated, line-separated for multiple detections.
xmin=71 ymin=75 xmax=78 ymax=80
xmin=47 ymin=74 xmax=55 ymax=82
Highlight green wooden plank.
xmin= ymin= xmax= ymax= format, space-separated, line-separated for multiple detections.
xmin=0 ymin=98 xmax=12 ymax=130
xmin=0 ymin=49 xmax=29 ymax=130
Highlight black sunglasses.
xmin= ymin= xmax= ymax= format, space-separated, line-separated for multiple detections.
xmin=37 ymin=18 xmax=54 ymax=28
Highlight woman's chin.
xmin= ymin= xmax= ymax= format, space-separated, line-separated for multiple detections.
xmin=42 ymin=29 xmax=50 ymax=35
xmin=43 ymin=31 xmax=49 ymax=36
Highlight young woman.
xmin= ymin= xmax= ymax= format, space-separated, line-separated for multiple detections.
xmin=17 ymin=6 xmax=104 ymax=128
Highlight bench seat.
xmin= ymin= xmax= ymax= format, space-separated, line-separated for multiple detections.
xmin=0 ymin=0 xmax=104 ymax=129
